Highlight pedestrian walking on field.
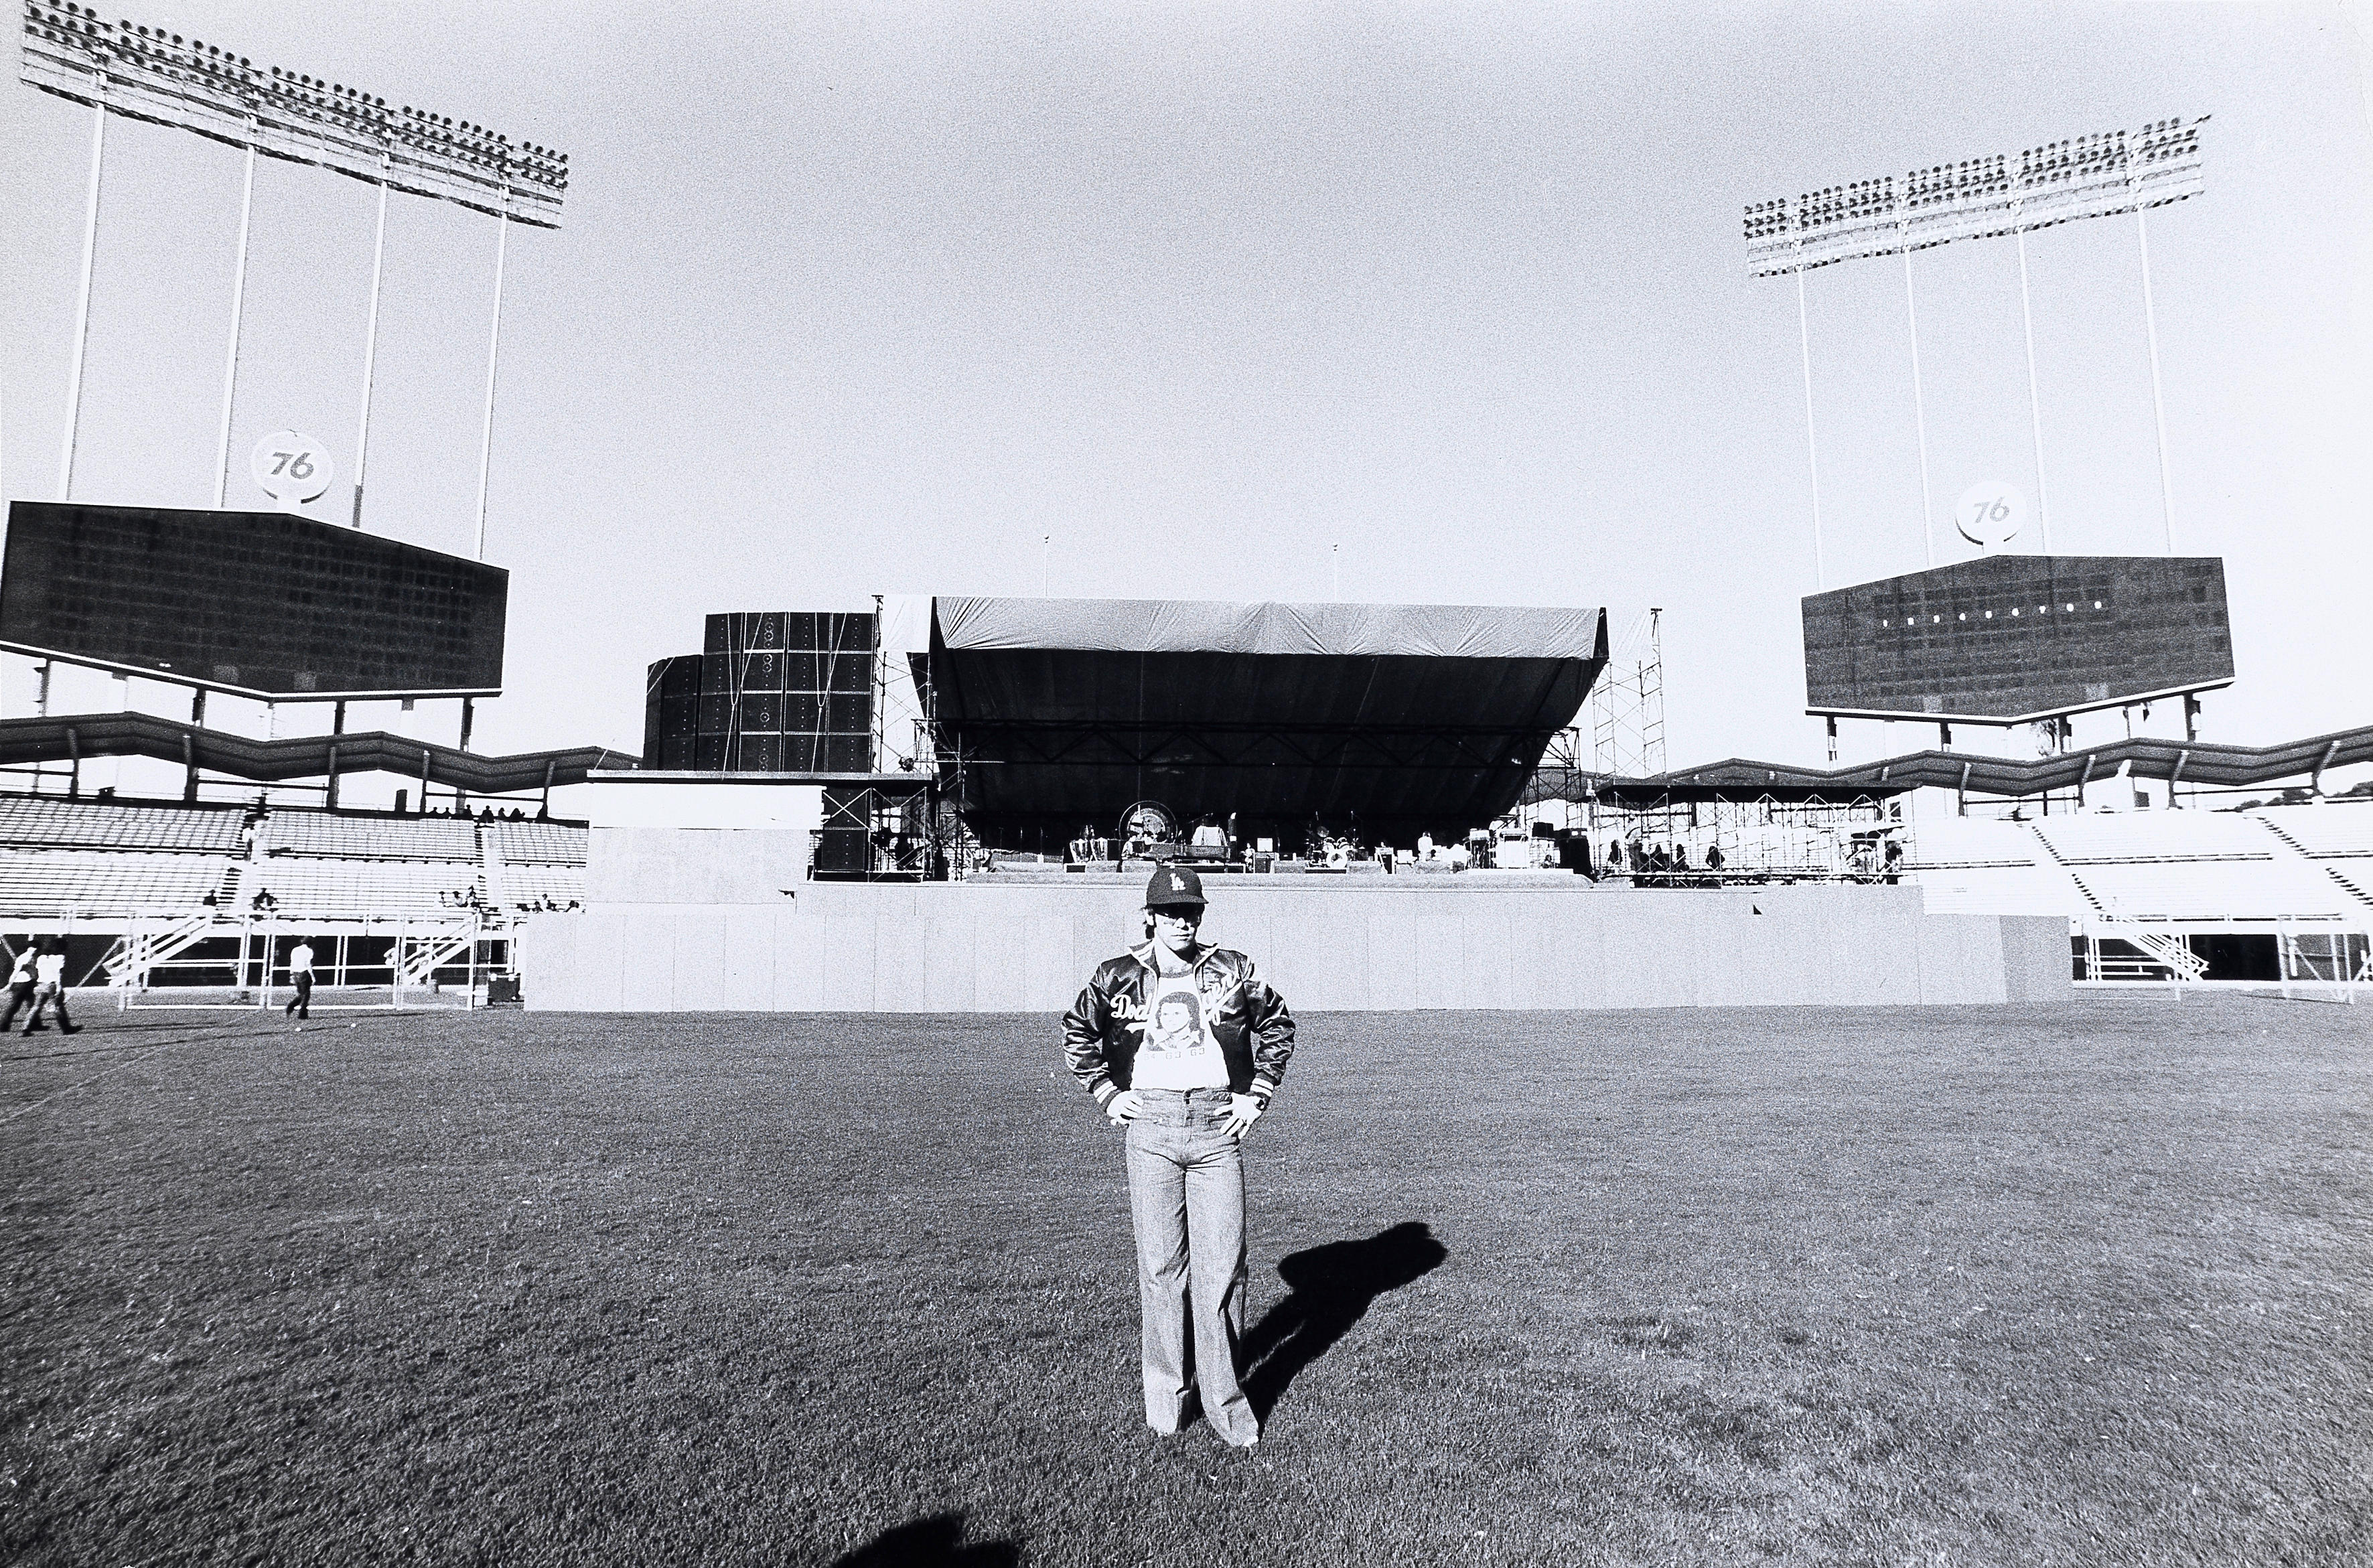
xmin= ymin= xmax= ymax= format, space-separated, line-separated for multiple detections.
xmin=284 ymin=939 xmax=315 ymax=1021
xmin=23 ymin=938 xmax=76 ymax=1035
xmin=0 ymin=941 xmax=37 ymax=1032
xmin=1062 ymin=865 xmax=1295 ymax=1448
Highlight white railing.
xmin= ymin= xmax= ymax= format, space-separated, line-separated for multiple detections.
xmin=108 ymin=908 xmax=501 ymax=1011
xmin=2075 ymin=913 xmax=2365 ymax=1003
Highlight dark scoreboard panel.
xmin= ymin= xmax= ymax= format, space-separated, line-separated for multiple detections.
xmin=1802 ymin=555 xmax=2232 ymax=723
xmin=0 ymin=502 xmax=507 ymax=698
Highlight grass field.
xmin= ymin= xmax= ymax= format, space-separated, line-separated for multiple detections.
xmin=4 ymin=995 xmax=2369 ymax=1567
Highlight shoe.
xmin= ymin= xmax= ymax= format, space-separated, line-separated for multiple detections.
xmin=60 ymin=1025 xmax=78 ymax=1035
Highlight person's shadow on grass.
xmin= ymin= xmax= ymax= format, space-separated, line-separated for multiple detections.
xmin=829 ymin=1512 xmax=1018 ymax=1567
xmin=1242 ymin=1220 xmax=1447 ymax=1421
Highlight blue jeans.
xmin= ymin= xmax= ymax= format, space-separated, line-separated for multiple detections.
xmin=1123 ymin=1087 xmax=1256 ymax=1445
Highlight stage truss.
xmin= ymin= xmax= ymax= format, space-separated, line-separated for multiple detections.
xmin=1575 ymin=790 xmax=1905 ymax=882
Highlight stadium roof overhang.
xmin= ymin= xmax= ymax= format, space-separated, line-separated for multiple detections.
xmin=927 ymin=596 xmax=1608 ymax=843
xmin=1527 ymin=774 xmax=1915 ymax=808
xmin=0 ymin=713 xmax=638 ymax=796
xmin=1522 ymin=725 xmax=2373 ymax=806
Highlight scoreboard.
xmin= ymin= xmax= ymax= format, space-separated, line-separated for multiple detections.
xmin=0 ymin=502 xmax=508 ymax=699
xmin=1802 ymin=555 xmax=2233 ymax=723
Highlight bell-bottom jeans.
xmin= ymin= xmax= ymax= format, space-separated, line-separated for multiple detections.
xmin=1123 ymin=1086 xmax=1258 ymax=1446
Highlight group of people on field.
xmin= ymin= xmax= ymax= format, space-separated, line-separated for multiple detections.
xmin=2 ymin=937 xmax=78 ymax=1036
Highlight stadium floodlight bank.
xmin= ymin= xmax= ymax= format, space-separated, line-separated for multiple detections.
xmin=1743 ymin=117 xmax=2204 ymax=276
xmin=19 ymin=0 xmax=567 ymax=225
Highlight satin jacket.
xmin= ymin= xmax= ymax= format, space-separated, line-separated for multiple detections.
xmin=1060 ymin=942 xmax=1295 ymax=1107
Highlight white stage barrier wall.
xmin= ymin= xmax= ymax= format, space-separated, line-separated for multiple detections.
xmin=518 ymin=833 xmax=2068 ymax=1012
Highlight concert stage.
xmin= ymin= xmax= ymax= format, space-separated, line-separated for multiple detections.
xmin=514 ymin=829 xmax=2068 ymax=1012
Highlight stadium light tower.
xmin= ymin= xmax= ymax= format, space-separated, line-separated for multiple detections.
xmin=1747 ymin=117 xmax=2206 ymax=567
xmin=19 ymin=1 xmax=569 ymax=552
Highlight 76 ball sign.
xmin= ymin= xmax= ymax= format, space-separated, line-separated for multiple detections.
xmin=250 ymin=430 xmax=334 ymax=510
xmin=1954 ymin=480 xmax=2025 ymax=549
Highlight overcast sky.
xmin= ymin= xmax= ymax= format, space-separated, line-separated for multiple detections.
xmin=4 ymin=1 xmax=2368 ymax=776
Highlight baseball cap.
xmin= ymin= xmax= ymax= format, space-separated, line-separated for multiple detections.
xmin=1144 ymin=865 xmax=1207 ymax=910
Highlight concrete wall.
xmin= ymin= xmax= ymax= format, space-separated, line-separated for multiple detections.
xmin=548 ymin=782 xmax=825 ymax=834
xmin=517 ymin=865 xmax=2072 ymax=1013
xmin=582 ymin=827 xmax=816 ymax=904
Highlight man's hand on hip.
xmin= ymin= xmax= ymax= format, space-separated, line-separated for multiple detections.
xmin=1222 ymin=1093 xmax=1263 ymax=1139
xmin=1105 ymin=1090 xmax=1145 ymax=1125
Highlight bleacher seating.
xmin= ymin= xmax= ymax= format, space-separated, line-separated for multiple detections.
xmin=242 ymin=859 xmax=483 ymax=920
xmin=500 ymin=863 xmax=587 ymax=910
xmin=2031 ymin=810 xmax=2273 ymax=863
xmin=1906 ymin=806 xmax=2373 ymax=920
xmin=259 ymin=810 xmax=480 ymax=861
xmin=0 ymin=794 xmax=244 ymax=853
xmin=1901 ymin=816 xmax=2039 ymax=866
xmin=482 ymin=818 xmax=587 ymax=865
xmin=0 ymin=792 xmax=601 ymax=929
xmin=0 ymin=849 xmax=238 ymax=914
xmin=2252 ymin=803 xmax=2373 ymax=858
xmin=2070 ymin=858 xmax=2358 ymax=920
xmin=1901 ymin=816 xmax=2086 ymax=915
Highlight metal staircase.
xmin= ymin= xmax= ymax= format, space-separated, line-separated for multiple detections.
xmin=2119 ymin=925 xmax=2208 ymax=982
xmin=397 ymin=924 xmax=479 ymax=987
xmin=103 ymin=911 xmax=225 ymax=992
xmin=2088 ymin=917 xmax=2209 ymax=983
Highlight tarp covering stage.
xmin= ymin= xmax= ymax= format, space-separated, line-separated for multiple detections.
xmin=934 ymin=597 xmax=1602 ymax=660
xmin=929 ymin=597 xmax=1608 ymax=849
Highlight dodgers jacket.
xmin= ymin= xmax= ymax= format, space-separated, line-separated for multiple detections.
xmin=1061 ymin=942 xmax=1295 ymax=1107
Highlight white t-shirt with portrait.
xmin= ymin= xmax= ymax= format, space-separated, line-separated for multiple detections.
xmin=1131 ymin=952 xmax=1230 ymax=1091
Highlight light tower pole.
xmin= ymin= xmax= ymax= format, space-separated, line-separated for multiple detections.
xmin=352 ymin=155 xmax=390 ymax=528
xmin=474 ymin=180 xmax=510 ymax=561
xmin=57 ymin=74 xmax=106 ymax=501
xmin=213 ymin=121 xmax=257 ymax=508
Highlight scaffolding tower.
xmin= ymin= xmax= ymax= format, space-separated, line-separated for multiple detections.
xmin=1590 ymin=608 xmax=1667 ymax=780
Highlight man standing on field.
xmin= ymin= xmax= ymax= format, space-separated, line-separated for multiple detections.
xmin=284 ymin=939 xmax=314 ymax=1021
xmin=1062 ymin=866 xmax=1295 ymax=1448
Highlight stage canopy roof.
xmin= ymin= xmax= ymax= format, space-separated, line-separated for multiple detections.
xmin=928 ymin=597 xmax=1607 ymax=847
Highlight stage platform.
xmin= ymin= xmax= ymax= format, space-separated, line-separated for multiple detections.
xmin=984 ymin=862 xmax=1589 ymax=887
xmin=516 ymin=829 xmax=2067 ymax=1012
